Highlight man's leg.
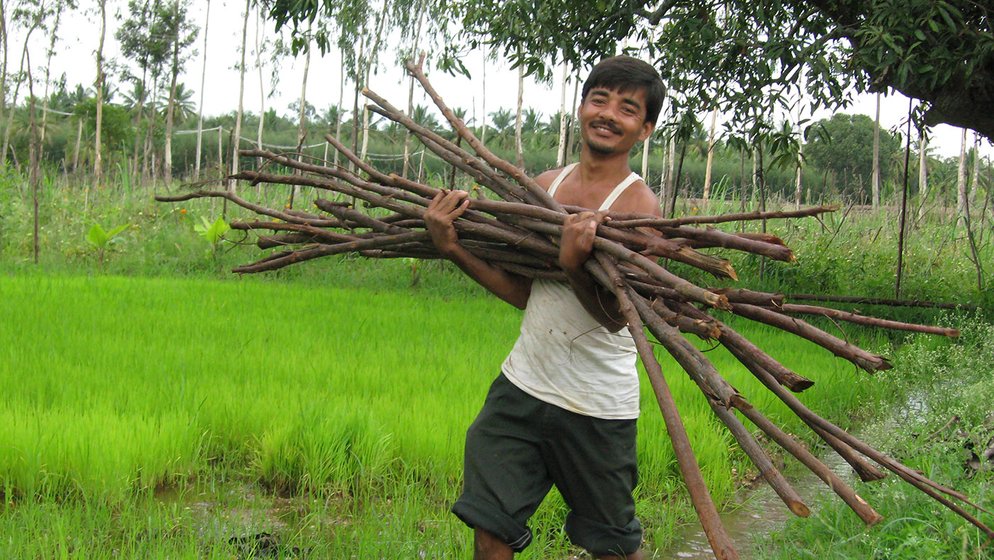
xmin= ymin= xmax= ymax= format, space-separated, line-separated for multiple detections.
xmin=597 ymin=550 xmax=643 ymax=560
xmin=474 ymin=527 xmax=514 ymax=560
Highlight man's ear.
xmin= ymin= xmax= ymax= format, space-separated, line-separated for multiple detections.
xmin=638 ymin=122 xmax=655 ymax=142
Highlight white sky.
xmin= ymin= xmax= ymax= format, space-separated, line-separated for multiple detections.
xmin=13 ymin=0 xmax=993 ymax=160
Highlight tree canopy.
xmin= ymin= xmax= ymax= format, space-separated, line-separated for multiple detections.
xmin=264 ymin=0 xmax=994 ymax=142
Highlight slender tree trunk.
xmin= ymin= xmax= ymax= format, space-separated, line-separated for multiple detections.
xmin=0 ymin=0 xmax=8 ymax=133
xmin=334 ymin=45 xmax=344 ymax=167
xmin=514 ymin=59 xmax=524 ymax=169
xmin=290 ymin=39 xmax=312 ymax=206
xmin=26 ymin=49 xmax=40 ymax=264
xmin=917 ymin=130 xmax=928 ymax=221
xmin=360 ymin=2 xmax=389 ymax=162
xmin=94 ymin=0 xmax=107 ymax=182
xmin=401 ymin=11 xmax=424 ymax=179
xmin=350 ymin=33 xmax=364 ymax=166
xmin=794 ymin=140 xmax=804 ymax=209
xmin=130 ymin=67 xmax=147 ymax=180
xmin=641 ymin=134 xmax=650 ymax=179
xmin=164 ymin=0 xmax=181 ymax=186
xmin=970 ymin=132 xmax=980 ymax=208
xmin=957 ymin=128 xmax=968 ymax=227
xmin=229 ymin=0 xmax=251 ymax=194
xmin=255 ymin=4 xmax=265 ymax=167
xmin=871 ymin=92 xmax=881 ymax=208
xmin=556 ymin=62 xmax=568 ymax=167
xmin=703 ymin=108 xmax=717 ymax=204
xmin=38 ymin=3 xmax=64 ymax=165
xmin=2 ymin=26 xmax=32 ymax=167
xmin=480 ymin=51 xmax=487 ymax=145
xmin=666 ymin=131 xmax=676 ymax=210
xmin=73 ymin=118 xmax=83 ymax=171
xmin=194 ymin=0 xmax=211 ymax=180
xmin=670 ymin=141 xmax=687 ymax=218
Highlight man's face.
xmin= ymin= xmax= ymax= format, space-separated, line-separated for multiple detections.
xmin=578 ymin=86 xmax=655 ymax=156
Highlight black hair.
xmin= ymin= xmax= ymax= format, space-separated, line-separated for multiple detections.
xmin=581 ymin=56 xmax=666 ymax=124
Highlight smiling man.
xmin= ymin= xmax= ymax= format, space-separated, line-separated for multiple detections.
xmin=424 ymin=56 xmax=666 ymax=560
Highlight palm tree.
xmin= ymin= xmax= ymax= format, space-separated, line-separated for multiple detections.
xmin=489 ymin=108 xmax=514 ymax=149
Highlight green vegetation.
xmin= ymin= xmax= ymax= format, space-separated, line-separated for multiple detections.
xmin=0 ymin=272 xmax=878 ymax=558
xmin=0 ymin=130 xmax=990 ymax=557
xmin=752 ymin=316 xmax=994 ymax=560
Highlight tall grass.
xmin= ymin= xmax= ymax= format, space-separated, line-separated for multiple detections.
xmin=0 ymin=272 xmax=879 ymax=557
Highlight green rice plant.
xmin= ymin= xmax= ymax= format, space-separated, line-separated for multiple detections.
xmin=0 ymin=272 xmax=910 ymax=556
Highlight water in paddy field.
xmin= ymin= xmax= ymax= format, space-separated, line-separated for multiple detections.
xmin=662 ymin=451 xmax=854 ymax=559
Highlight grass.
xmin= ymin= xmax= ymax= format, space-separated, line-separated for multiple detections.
xmin=0 ymin=272 xmax=881 ymax=557
xmin=750 ymin=316 xmax=994 ymax=560
xmin=1 ymin=169 xmax=989 ymax=556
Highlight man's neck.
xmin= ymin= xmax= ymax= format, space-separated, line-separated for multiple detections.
xmin=577 ymin=145 xmax=635 ymax=185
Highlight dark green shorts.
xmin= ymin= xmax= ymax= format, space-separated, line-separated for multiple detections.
xmin=451 ymin=374 xmax=642 ymax=556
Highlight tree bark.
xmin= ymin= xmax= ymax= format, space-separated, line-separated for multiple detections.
xmin=194 ymin=0 xmax=211 ymax=181
xmin=94 ymin=0 xmax=107 ymax=182
xmin=255 ymin=4 xmax=265 ymax=168
xmin=163 ymin=0 xmax=181 ymax=186
xmin=871 ymin=92 xmax=881 ymax=208
xmin=916 ymin=130 xmax=927 ymax=221
xmin=957 ymin=128 xmax=968 ymax=227
xmin=229 ymin=0 xmax=251 ymax=194
xmin=38 ymin=2 xmax=64 ymax=166
xmin=514 ymin=58 xmax=524 ymax=169
xmin=703 ymin=108 xmax=717 ymax=203
xmin=556 ymin=62 xmax=568 ymax=167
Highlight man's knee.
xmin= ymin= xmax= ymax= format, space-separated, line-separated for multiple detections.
xmin=474 ymin=527 xmax=514 ymax=560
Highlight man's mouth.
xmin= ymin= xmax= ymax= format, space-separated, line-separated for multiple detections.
xmin=590 ymin=120 xmax=621 ymax=135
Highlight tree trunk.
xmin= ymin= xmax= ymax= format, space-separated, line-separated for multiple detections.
xmin=401 ymin=11 xmax=424 ymax=179
xmin=130 ymin=66 xmax=147 ymax=180
xmin=38 ymin=2 xmax=64 ymax=166
xmin=480 ymin=51 xmax=487 ymax=145
xmin=229 ymin=0 xmax=251 ymax=194
xmin=164 ymin=0 xmax=181 ymax=186
xmin=703 ymin=108 xmax=717 ymax=204
xmin=514 ymin=59 xmax=524 ymax=169
xmin=194 ymin=0 xmax=211 ymax=181
xmin=871 ymin=92 xmax=881 ymax=208
xmin=0 ymin=0 xmax=8 ymax=133
xmin=334 ymin=44 xmax=344 ymax=167
xmin=957 ymin=128 xmax=968 ymax=227
xmin=970 ymin=132 xmax=980 ymax=208
xmin=1 ymin=26 xmax=31 ymax=167
xmin=360 ymin=2 xmax=390 ymax=162
xmin=290 ymin=39 xmax=312 ymax=206
xmin=641 ymin=134 xmax=650 ymax=180
xmin=26 ymin=49 xmax=40 ymax=264
xmin=917 ymin=130 xmax=928 ymax=221
xmin=94 ymin=0 xmax=107 ymax=182
xmin=73 ymin=118 xmax=83 ymax=172
xmin=556 ymin=62 xmax=568 ymax=167
xmin=255 ymin=4 xmax=265 ymax=168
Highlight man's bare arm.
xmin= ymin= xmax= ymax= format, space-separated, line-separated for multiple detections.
xmin=424 ymin=190 xmax=532 ymax=309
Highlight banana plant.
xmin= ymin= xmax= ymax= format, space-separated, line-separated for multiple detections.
xmin=86 ymin=223 xmax=130 ymax=270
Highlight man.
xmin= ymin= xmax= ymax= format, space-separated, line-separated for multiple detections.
xmin=424 ymin=55 xmax=665 ymax=560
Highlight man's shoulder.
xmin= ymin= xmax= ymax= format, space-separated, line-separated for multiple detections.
xmin=616 ymin=177 xmax=662 ymax=216
xmin=534 ymin=167 xmax=566 ymax=190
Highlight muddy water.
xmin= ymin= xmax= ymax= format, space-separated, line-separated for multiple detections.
xmin=662 ymin=451 xmax=854 ymax=559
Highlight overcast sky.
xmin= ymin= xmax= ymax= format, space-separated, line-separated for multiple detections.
xmin=12 ymin=0 xmax=992 ymax=160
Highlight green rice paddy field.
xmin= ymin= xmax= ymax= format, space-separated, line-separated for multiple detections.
xmin=0 ymin=271 xmax=892 ymax=558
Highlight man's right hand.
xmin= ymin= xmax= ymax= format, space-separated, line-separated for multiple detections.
xmin=424 ymin=190 xmax=471 ymax=258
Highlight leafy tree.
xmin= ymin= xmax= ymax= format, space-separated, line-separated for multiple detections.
xmin=804 ymin=113 xmax=901 ymax=199
xmin=415 ymin=0 xmax=994 ymax=143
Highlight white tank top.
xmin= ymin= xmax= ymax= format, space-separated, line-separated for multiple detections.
xmin=501 ymin=164 xmax=641 ymax=420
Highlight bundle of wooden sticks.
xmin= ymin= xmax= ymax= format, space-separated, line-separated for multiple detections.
xmin=158 ymin=59 xmax=990 ymax=559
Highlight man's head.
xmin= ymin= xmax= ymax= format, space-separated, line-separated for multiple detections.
xmin=581 ymin=56 xmax=665 ymax=125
